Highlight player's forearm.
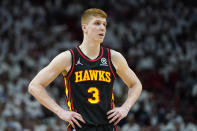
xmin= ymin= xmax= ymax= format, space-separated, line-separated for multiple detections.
xmin=121 ymin=81 xmax=142 ymax=112
xmin=28 ymin=83 xmax=64 ymax=116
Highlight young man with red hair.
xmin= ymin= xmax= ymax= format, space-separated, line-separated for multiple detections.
xmin=28 ymin=8 xmax=142 ymax=131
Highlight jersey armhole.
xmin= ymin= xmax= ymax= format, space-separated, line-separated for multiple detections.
xmin=107 ymin=48 xmax=116 ymax=79
xmin=64 ymin=49 xmax=75 ymax=78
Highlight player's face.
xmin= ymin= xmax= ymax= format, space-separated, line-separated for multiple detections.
xmin=84 ymin=17 xmax=107 ymax=43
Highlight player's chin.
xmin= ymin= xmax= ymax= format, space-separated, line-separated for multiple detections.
xmin=96 ymin=38 xmax=104 ymax=43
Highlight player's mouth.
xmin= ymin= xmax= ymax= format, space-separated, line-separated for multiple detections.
xmin=98 ymin=33 xmax=104 ymax=37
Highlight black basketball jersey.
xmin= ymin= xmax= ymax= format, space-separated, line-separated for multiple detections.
xmin=63 ymin=46 xmax=116 ymax=127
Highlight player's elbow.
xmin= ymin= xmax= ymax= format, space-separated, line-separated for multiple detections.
xmin=137 ymin=81 xmax=142 ymax=93
xmin=28 ymin=81 xmax=40 ymax=95
xmin=28 ymin=82 xmax=34 ymax=94
xmin=135 ymin=79 xmax=142 ymax=89
xmin=130 ymin=79 xmax=142 ymax=92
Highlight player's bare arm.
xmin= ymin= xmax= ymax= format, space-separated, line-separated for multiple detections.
xmin=28 ymin=51 xmax=85 ymax=128
xmin=107 ymin=49 xmax=142 ymax=125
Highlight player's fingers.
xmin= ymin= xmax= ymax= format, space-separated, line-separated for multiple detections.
xmin=74 ymin=112 xmax=83 ymax=118
xmin=109 ymin=114 xmax=119 ymax=123
xmin=74 ymin=112 xmax=86 ymax=123
xmin=69 ymin=120 xmax=75 ymax=129
xmin=114 ymin=117 xmax=122 ymax=125
xmin=74 ymin=114 xmax=86 ymax=123
xmin=107 ymin=109 xmax=115 ymax=115
xmin=72 ymin=117 xmax=82 ymax=128
xmin=107 ymin=111 xmax=118 ymax=119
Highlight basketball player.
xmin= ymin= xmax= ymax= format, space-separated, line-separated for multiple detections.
xmin=28 ymin=8 xmax=142 ymax=131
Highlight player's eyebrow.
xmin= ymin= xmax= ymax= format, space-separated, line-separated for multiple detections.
xmin=94 ymin=20 xmax=107 ymax=25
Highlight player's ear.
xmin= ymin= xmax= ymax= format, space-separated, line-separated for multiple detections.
xmin=82 ymin=24 xmax=87 ymax=33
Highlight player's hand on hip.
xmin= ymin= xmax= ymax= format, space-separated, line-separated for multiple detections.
xmin=57 ymin=109 xmax=86 ymax=128
xmin=107 ymin=107 xmax=128 ymax=125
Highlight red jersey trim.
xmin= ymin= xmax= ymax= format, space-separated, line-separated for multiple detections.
xmin=115 ymin=125 xmax=118 ymax=131
xmin=65 ymin=49 xmax=77 ymax=112
xmin=76 ymin=46 xmax=104 ymax=61
xmin=107 ymin=48 xmax=116 ymax=79
xmin=67 ymin=49 xmax=75 ymax=78
xmin=67 ymin=125 xmax=71 ymax=131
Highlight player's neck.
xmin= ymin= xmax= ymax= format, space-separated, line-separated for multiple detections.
xmin=79 ymin=40 xmax=101 ymax=60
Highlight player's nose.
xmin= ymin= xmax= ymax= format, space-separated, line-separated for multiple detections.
xmin=100 ymin=25 xmax=106 ymax=31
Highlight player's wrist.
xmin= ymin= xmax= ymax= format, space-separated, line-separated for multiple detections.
xmin=55 ymin=107 xmax=65 ymax=117
xmin=121 ymin=105 xmax=130 ymax=113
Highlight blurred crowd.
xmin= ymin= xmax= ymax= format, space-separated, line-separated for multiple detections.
xmin=0 ymin=0 xmax=197 ymax=130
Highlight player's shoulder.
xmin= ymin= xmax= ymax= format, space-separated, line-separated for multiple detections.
xmin=50 ymin=50 xmax=72 ymax=68
xmin=50 ymin=50 xmax=72 ymax=73
xmin=108 ymin=49 xmax=126 ymax=70
xmin=109 ymin=49 xmax=123 ymax=60
xmin=56 ymin=50 xmax=72 ymax=60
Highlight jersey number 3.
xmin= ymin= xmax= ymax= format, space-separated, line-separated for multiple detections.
xmin=88 ymin=87 xmax=100 ymax=104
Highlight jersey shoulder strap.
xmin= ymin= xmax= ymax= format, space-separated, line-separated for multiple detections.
xmin=106 ymin=48 xmax=116 ymax=79
xmin=65 ymin=47 xmax=76 ymax=78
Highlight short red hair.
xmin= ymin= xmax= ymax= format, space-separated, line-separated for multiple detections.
xmin=81 ymin=8 xmax=107 ymax=24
